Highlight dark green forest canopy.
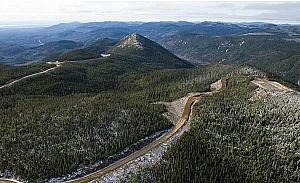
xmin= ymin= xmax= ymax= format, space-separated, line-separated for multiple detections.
xmin=0 ymin=56 xmax=240 ymax=182
xmin=0 ymin=64 xmax=53 ymax=86
xmin=161 ymin=34 xmax=300 ymax=85
xmin=1 ymin=23 xmax=300 ymax=183
xmin=56 ymin=38 xmax=117 ymax=61
xmin=124 ymin=75 xmax=300 ymax=183
xmin=0 ymin=38 xmax=194 ymax=96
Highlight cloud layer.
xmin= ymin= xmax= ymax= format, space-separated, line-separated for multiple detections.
xmin=0 ymin=0 xmax=299 ymax=25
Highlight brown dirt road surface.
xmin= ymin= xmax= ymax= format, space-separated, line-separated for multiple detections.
xmin=64 ymin=95 xmax=201 ymax=183
xmin=64 ymin=79 xmax=227 ymax=183
xmin=0 ymin=78 xmax=226 ymax=183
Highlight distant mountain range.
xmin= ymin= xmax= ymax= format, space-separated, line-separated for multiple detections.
xmin=160 ymin=33 xmax=300 ymax=84
xmin=0 ymin=40 xmax=83 ymax=65
xmin=1 ymin=21 xmax=300 ymax=85
xmin=0 ymin=21 xmax=276 ymax=49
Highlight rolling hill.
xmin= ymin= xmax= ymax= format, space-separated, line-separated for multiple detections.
xmin=56 ymin=38 xmax=117 ymax=61
xmin=0 ymin=34 xmax=194 ymax=96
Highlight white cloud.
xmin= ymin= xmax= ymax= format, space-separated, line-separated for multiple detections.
xmin=0 ymin=0 xmax=299 ymax=25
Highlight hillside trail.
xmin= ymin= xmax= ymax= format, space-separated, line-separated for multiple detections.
xmin=0 ymin=61 xmax=63 ymax=90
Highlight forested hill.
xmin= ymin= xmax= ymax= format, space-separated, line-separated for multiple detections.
xmin=56 ymin=38 xmax=117 ymax=61
xmin=108 ymin=33 xmax=194 ymax=69
xmin=0 ymin=34 xmax=194 ymax=96
xmin=123 ymin=68 xmax=300 ymax=183
xmin=54 ymin=33 xmax=193 ymax=69
xmin=2 ymin=21 xmax=300 ymax=183
xmin=0 ymin=57 xmax=236 ymax=182
xmin=0 ymin=32 xmax=195 ymax=181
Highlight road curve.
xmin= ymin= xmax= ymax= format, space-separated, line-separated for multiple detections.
xmin=64 ymin=96 xmax=201 ymax=183
xmin=0 ymin=63 xmax=61 ymax=90
xmin=0 ymin=78 xmax=226 ymax=183
xmin=65 ymin=79 xmax=227 ymax=183
xmin=0 ymin=96 xmax=201 ymax=183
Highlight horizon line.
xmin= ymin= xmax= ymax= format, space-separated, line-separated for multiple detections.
xmin=0 ymin=20 xmax=299 ymax=29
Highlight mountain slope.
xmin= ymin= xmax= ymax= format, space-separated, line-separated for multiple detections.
xmin=0 ymin=64 xmax=52 ymax=85
xmin=108 ymin=33 xmax=194 ymax=69
xmin=123 ymin=69 xmax=300 ymax=183
xmin=0 ymin=34 xmax=194 ymax=96
xmin=57 ymin=38 xmax=117 ymax=61
xmin=160 ymin=34 xmax=300 ymax=84
xmin=0 ymin=53 xmax=225 ymax=182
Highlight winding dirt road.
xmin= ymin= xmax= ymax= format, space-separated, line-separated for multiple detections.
xmin=64 ymin=79 xmax=227 ymax=183
xmin=0 ymin=96 xmax=202 ymax=183
xmin=0 ymin=78 xmax=226 ymax=183
xmin=0 ymin=62 xmax=61 ymax=90
xmin=64 ymin=95 xmax=201 ymax=183
xmin=1 ymin=77 xmax=294 ymax=183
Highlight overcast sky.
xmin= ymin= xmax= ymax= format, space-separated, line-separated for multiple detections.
xmin=0 ymin=0 xmax=299 ymax=26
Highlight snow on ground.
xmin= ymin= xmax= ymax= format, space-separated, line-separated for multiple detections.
xmin=250 ymin=79 xmax=300 ymax=159
xmin=101 ymin=54 xmax=111 ymax=58
xmin=239 ymin=41 xmax=245 ymax=46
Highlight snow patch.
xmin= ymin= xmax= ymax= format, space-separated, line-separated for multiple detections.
xmin=38 ymin=39 xmax=44 ymax=46
xmin=101 ymin=54 xmax=111 ymax=58
xmin=239 ymin=41 xmax=245 ymax=46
